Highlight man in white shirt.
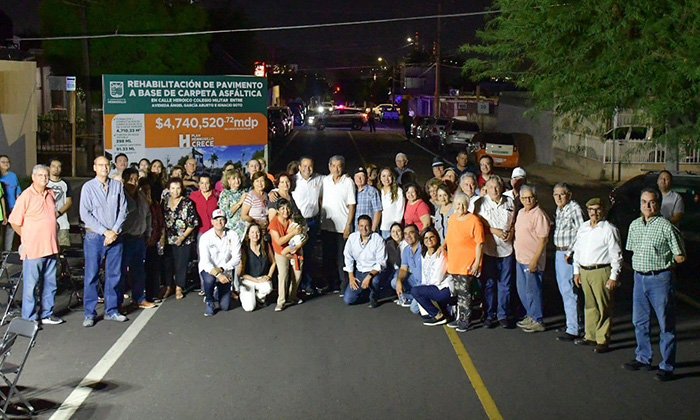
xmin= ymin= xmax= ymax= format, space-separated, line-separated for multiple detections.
xmin=320 ymin=155 xmax=356 ymax=294
xmin=198 ymin=209 xmax=242 ymax=317
xmin=109 ymin=153 xmax=129 ymax=182
xmin=475 ymin=175 xmax=515 ymax=328
xmin=657 ymin=170 xmax=684 ymax=225
xmin=342 ymin=215 xmax=387 ymax=308
xmin=292 ymin=156 xmax=323 ymax=295
xmin=571 ymin=198 xmax=623 ymax=353
xmin=47 ymin=158 xmax=73 ymax=248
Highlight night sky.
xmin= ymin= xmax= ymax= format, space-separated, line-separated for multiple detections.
xmin=2 ymin=0 xmax=492 ymax=71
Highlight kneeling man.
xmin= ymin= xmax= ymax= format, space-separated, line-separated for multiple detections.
xmin=343 ymin=215 xmax=387 ymax=307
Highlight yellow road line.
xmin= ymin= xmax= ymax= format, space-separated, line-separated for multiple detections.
xmin=444 ymin=326 xmax=504 ymax=420
xmin=678 ymin=292 xmax=700 ymax=311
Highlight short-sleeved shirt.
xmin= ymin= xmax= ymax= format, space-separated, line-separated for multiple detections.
xmin=445 ymin=213 xmax=484 ymax=275
xmin=380 ymin=187 xmax=405 ymax=231
xmin=268 ymin=215 xmax=291 ymax=255
xmin=476 ymin=194 xmax=515 ymax=257
xmin=8 ymin=186 xmax=59 ymax=260
xmin=321 ymin=175 xmax=356 ymax=233
xmin=243 ymin=190 xmax=269 ymax=223
xmin=660 ymin=190 xmax=684 ymax=222
xmin=189 ymin=190 xmax=219 ymax=234
xmin=0 ymin=171 xmax=21 ymax=211
xmin=162 ymin=197 xmax=199 ymax=246
xmin=355 ymin=185 xmax=382 ymax=229
xmin=514 ymin=205 xmax=551 ymax=271
xmin=403 ymin=199 xmax=430 ymax=232
xmin=401 ymin=243 xmax=423 ymax=277
xmin=47 ymin=178 xmax=72 ymax=230
xmin=626 ymin=215 xmax=685 ymax=272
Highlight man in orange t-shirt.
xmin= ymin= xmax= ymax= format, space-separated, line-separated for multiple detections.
xmin=445 ymin=194 xmax=484 ymax=332
xmin=8 ymin=164 xmax=64 ymax=325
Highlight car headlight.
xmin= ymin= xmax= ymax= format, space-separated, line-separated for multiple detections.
xmin=308 ymin=117 xmax=315 ymax=124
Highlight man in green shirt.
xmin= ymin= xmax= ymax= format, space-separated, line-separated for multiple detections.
xmin=624 ymin=187 xmax=685 ymax=382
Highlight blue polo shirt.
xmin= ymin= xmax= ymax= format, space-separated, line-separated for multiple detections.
xmin=0 ymin=171 xmax=21 ymax=211
xmin=401 ymin=243 xmax=422 ymax=279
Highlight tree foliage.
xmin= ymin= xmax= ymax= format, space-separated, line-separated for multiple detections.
xmin=463 ymin=0 xmax=700 ymax=146
xmin=40 ymin=0 xmax=210 ymax=76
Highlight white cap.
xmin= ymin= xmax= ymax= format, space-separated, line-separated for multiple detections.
xmin=212 ymin=209 xmax=226 ymax=220
xmin=511 ymin=167 xmax=526 ymax=179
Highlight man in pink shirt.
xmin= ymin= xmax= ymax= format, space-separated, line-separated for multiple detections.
xmin=8 ymin=164 xmax=64 ymax=324
xmin=189 ymin=174 xmax=218 ymax=293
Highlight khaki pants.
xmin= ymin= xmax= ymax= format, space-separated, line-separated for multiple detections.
xmin=580 ymin=266 xmax=614 ymax=344
xmin=58 ymin=229 xmax=71 ymax=247
xmin=274 ymin=253 xmax=302 ymax=306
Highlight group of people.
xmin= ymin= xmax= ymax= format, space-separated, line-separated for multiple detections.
xmin=3 ymin=147 xmax=686 ymax=381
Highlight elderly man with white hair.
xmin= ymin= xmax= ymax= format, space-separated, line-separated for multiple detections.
xmin=458 ymin=172 xmax=481 ymax=212
xmin=8 ymin=164 xmax=64 ymax=324
xmin=394 ymin=152 xmax=414 ymax=186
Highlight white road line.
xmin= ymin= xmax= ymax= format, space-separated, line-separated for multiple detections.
xmin=48 ymin=306 xmax=161 ymax=420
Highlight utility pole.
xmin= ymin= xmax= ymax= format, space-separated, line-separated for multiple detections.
xmin=434 ymin=0 xmax=441 ymax=118
xmin=80 ymin=0 xmax=94 ymax=168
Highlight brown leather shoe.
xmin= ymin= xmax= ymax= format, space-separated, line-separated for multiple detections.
xmin=138 ymin=301 xmax=157 ymax=309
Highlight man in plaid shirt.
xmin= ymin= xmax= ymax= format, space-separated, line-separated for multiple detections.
xmin=353 ymin=167 xmax=382 ymax=232
xmin=624 ymin=187 xmax=685 ymax=382
xmin=552 ymin=183 xmax=585 ymax=342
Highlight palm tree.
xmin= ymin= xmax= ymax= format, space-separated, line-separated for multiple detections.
xmin=209 ymin=152 xmax=219 ymax=168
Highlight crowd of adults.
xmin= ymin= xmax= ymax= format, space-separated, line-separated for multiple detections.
xmin=0 ymin=148 xmax=687 ymax=382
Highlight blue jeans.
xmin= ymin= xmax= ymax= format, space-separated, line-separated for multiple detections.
xmin=84 ymin=231 xmax=123 ymax=318
xmin=555 ymin=250 xmax=581 ymax=335
xmin=633 ymin=270 xmax=676 ymax=372
xmin=343 ymin=270 xmax=385 ymax=305
xmin=515 ymin=262 xmax=543 ymax=323
xmin=481 ymin=254 xmax=514 ymax=321
xmin=412 ymin=285 xmax=451 ymax=317
xmin=21 ymin=255 xmax=58 ymax=320
xmin=391 ymin=272 xmax=421 ymax=314
xmin=300 ymin=216 xmax=319 ymax=291
xmin=201 ymin=271 xmax=232 ymax=311
xmin=121 ymin=236 xmax=147 ymax=305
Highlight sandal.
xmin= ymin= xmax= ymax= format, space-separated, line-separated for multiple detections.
xmin=175 ymin=287 xmax=184 ymax=300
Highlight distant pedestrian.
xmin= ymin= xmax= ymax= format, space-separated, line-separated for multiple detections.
xmin=623 ymin=187 xmax=685 ymax=382
xmin=367 ymin=110 xmax=376 ymax=132
xmin=0 ymin=155 xmax=22 ymax=251
xmin=571 ymin=198 xmax=623 ymax=354
xmin=513 ymin=184 xmax=551 ymax=333
xmin=47 ymin=158 xmax=73 ymax=248
xmin=8 ymin=164 xmax=64 ymax=325
xmin=552 ymin=183 xmax=585 ymax=342
xmin=657 ymin=170 xmax=684 ymax=225
xmin=80 ymin=156 xmax=128 ymax=327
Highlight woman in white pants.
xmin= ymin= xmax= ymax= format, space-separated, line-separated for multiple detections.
xmin=238 ymin=224 xmax=276 ymax=312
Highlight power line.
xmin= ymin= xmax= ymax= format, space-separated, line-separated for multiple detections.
xmin=13 ymin=10 xmax=500 ymax=43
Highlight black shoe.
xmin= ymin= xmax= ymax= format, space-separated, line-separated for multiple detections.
xmin=593 ymin=343 xmax=610 ymax=353
xmin=484 ymin=318 xmax=498 ymax=329
xmin=622 ymin=359 xmax=653 ymax=371
xmin=499 ymin=319 xmax=514 ymax=329
xmin=557 ymin=333 xmax=578 ymax=342
xmin=423 ymin=316 xmax=448 ymax=326
xmin=574 ymin=338 xmax=596 ymax=346
xmin=369 ymin=298 xmax=379 ymax=309
xmin=654 ymin=369 xmax=674 ymax=382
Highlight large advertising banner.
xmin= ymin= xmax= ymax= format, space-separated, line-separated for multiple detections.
xmin=103 ymin=74 xmax=267 ymax=172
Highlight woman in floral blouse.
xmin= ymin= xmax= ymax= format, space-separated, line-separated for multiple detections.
xmin=162 ymin=177 xmax=199 ymax=299
xmin=218 ymin=168 xmax=248 ymax=236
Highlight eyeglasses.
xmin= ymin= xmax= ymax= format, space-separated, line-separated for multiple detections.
xmin=587 ymin=207 xmax=603 ymax=212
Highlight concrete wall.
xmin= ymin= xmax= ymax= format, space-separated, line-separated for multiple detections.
xmin=0 ymin=60 xmax=37 ymax=178
xmin=497 ymin=100 xmax=553 ymax=165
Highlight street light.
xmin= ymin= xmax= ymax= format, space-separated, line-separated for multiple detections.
xmin=377 ymin=57 xmax=383 ymax=62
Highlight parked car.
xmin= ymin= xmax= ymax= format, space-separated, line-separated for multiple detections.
xmin=373 ymin=104 xmax=399 ymax=121
xmin=316 ymin=108 xmax=368 ymax=130
xmin=411 ymin=116 xmax=430 ymax=138
xmin=288 ymin=102 xmax=306 ymax=126
xmin=267 ymin=106 xmax=294 ymax=137
xmin=474 ymin=132 xmax=520 ymax=168
xmin=426 ymin=118 xmax=450 ymax=148
xmin=440 ymin=119 xmax=480 ymax=153
xmin=607 ymin=171 xmax=700 ymax=286
xmin=414 ymin=116 xmax=436 ymax=145
xmin=316 ymin=102 xmax=334 ymax=113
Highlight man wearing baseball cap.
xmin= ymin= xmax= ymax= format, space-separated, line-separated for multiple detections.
xmin=504 ymin=167 xmax=527 ymax=214
xmin=432 ymin=157 xmax=446 ymax=179
xmin=198 ymin=209 xmax=242 ymax=316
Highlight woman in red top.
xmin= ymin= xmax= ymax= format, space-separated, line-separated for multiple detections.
xmin=268 ymin=198 xmax=307 ymax=312
xmin=402 ymin=183 xmax=431 ymax=232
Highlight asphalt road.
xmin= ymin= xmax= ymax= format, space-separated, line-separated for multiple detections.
xmin=4 ymin=126 xmax=700 ymax=420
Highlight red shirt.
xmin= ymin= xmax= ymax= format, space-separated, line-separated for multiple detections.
xmin=189 ymin=190 xmax=219 ymax=233
xmin=403 ymin=199 xmax=430 ymax=232
xmin=268 ymin=215 xmax=289 ymax=255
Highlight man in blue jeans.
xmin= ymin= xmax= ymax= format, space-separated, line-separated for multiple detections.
xmin=393 ymin=224 xmax=422 ymax=314
xmin=80 ymin=156 xmax=128 ymax=327
xmin=342 ymin=215 xmax=386 ymax=308
xmin=8 ymin=164 xmax=64 ymax=325
xmin=624 ymin=187 xmax=685 ymax=382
